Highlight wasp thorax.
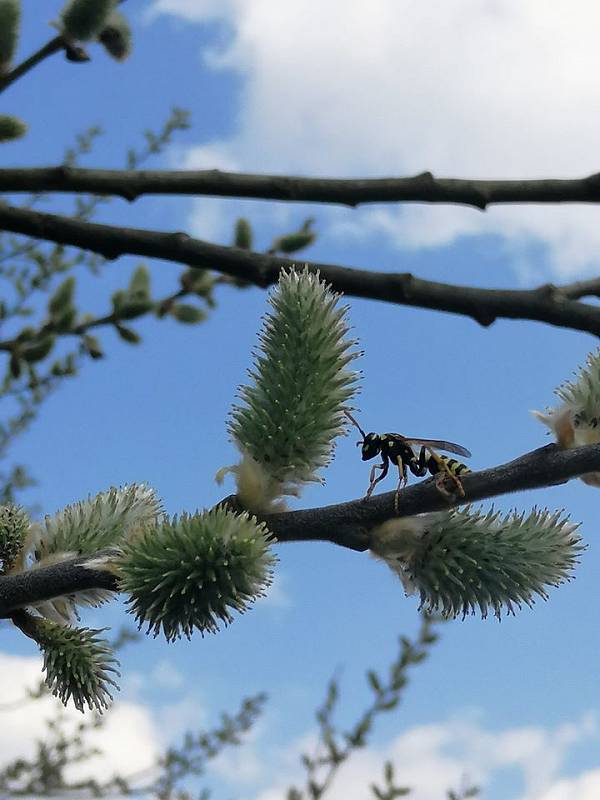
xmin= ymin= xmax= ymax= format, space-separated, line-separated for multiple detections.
xmin=361 ymin=433 xmax=381 ymax=460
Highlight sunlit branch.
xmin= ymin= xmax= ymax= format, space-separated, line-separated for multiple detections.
xmin=4 ymin=167 xmax=600 ymax=209
xmin=1 ymin=442 xmax=599 ymax=616
xmin=0 ymin=204 xmax=598 ymax=336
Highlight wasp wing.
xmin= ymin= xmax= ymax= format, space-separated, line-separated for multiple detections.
xmin=401 ymin=438 xmax=472 ymax=458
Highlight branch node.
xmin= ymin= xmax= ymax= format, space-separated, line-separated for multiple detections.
xmin=169 ymin=231 xmax=191 ymax=248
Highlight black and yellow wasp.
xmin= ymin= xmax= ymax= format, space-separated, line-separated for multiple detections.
xmin=345 ymin=411 xmax=471 ymax=506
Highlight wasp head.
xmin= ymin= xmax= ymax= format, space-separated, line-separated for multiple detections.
xmin=361 ymin=432 xmax=381 ymax=461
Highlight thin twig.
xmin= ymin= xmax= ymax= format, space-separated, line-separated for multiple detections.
xmin=1 ymin=442 xmax=599 ymax=616
xmin=0 ymin=204 xmax=598 ymax=336
xmin=0 ymin=37 xmax=71 ymax=94
xmin=5 ymin=167 xmax=600 ymax=208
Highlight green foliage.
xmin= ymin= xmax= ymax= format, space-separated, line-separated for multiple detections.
xmin=59 ymin=0 xmax=117 ymax=42
xmin=228 ymin=267 xmax=361 ymax=502
xmin=270 ymin=218 xmax=316 ymax=254
xmin=0 ymin=686 xmax=265 ymax=797
xmin=25 ymin=483 xmax=161 ymax=562
xmin=180 ymin=268 xmax=218 ymax=304
xmin=15 ymin=484 xmax=160 ymax=623
xmin=81 ymin=333 xmax=103 ymax=359
xmin=0 ymin=0 xmax=20 ymax=70
xmin=154 ymin=693 xmax=266 ymax=799
xmin=371 ymin=507 xmax=584 ymax=619
xmin=119 ymin=507 xmax=276 ymax=641
xmin=97 ymin=10 xmax=132 ymax=61
xmin=48 ymin=275 xmax=76 ymax=325
xmin=370 ymin=761 xmax=410 ymax=799
xmin=171 ymin=303 xmax=207 ymax=324
xmin=21 ymin=334 xmax=55 ymax=363
xmin=35 ymin=620 xmax=119 ymax=712
xmin=289 ymin=614 xmax=440 ymax=800
xmin=234 ymin=217 xmax=253 ymax=249
xmin=556 ymin=347 xmax=600 ymax=422
xmin=0 ymin=503 xmax=28 ymax=572
xmin=114 ymin=323 xmax=140 ymax=344
xmin=0 ymin=114 xmax=26 ymax=142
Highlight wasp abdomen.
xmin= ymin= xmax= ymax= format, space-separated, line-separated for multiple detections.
xmin=429 ymin=456 xmax=470 ymax=476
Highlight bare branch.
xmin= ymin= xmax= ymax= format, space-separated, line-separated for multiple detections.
xmin=4 ymin=167 xmax=600 ymax=209
xmin=1 ymin=556 xmax=116 ymax=618
xmin=1 ymin=442 xmax=599 ymax=617
xmin=0 ymin=37 xmax=88 ymax=95
xmin=0 ymin=204 xmax=598 ymax=336
xmin=559 ymin=277 xmax=600 ymax=300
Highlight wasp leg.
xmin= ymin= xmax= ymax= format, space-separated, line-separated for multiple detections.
xmin=365 ymin=459 xmax=389 ymax=500
xmin=410 ymin=446 xmax=429 ymax=477
xmin=427 ymin=448 xmax=465 ymax=500
xmin=394 ymin=458 xmax=408 ymax=514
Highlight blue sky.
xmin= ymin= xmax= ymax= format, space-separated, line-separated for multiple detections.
xmin=2 ymin=2 xmax=600 ymax=799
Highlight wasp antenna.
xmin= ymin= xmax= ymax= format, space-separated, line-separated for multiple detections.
xmin=344 ymin=409 xmax=366 ymax=439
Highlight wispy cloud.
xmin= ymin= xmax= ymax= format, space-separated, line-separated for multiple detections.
xmin=0 ymin=651 xmax=160 ymax=782
xmin=150 ymin=0 xmax=600 ymax=278
xmin=249 ymin=713 xmax=599 ymax=800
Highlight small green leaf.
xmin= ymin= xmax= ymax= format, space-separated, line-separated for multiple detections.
xmin=116 ymin=300 xmax=154 ymax=320
xmin=115 ymin=324 xmax=140 ymax=344
xmin=128 ymin=264 xmax=150 ymax=299
xmin=376 ymin=697 xmax=400 ymax=711
xmin=111 ymin=289 xmax=126 ymax=313
xmin=52 ymin=308 xmax=76 ymax=333
xmin=0 ymin=115 xmax=26 ymax=142
xmin=234 ymin=218 xmax=253 ymax=250
xmin=384 ymin=761 xmax=394 ymax=784
xmin=180 ymin=268 xmax=214 ymax=297
xmin=22 ymin=335 xmax=55 ymax=363
xmin=48 ymin=276 xmax=75 ymax=316
xmin=270 ymin=219 xmax=316 ymax=254
xmin=171 ymin=304 xmax=206 ymax=324
xmin=82 ymin=334 xmax=103 ymax=359
xmin=367 ymin=670 xmax=382 ymax=695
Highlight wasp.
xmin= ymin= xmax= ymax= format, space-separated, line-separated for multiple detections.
xmin=345 ymin=411 xmax=471 ymax=508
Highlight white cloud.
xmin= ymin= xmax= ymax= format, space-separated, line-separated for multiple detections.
xmin=151 ymin=658 xmax=186 ymax=690
xmin=150 ymin=0 xmax=600 ymax=277
xmin=0 ymin=651 xmax=160 ymax=785
xmin=538 ymin=769 xmax=600 ymax=800
xmin=2 ymin=648 xmax=600 ymax=800
xmin=215 ymin=713 xmax=600 ymax=800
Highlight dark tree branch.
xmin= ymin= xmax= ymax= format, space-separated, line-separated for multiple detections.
xmin=559 ymin=277 xmax=600 ymax=300
xmin=1 ymin=556 xmax=116 ymax=618
xmin=0 ymin=36 xmax=88 ymax=95
xmin=5 ymin=167 xmax=600 ymax=209
xmin=1 ymin=443 xmax=600 ymax=617
xmin=0 ymin=203 xmax=598 ymax=336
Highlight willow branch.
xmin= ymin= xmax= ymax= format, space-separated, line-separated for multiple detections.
xmin=0 ymin=204 xmax=598 ymax=336
xmin=5 ymin=167 xmax=600 ymax=209
xmin=0 ymin=36 xmax=88 ymax=94
xmin=559 ymin=277 xmax=600 ymax=300
xmin=1 ymin=443 xmax=599 ymax=617
xmin=1 ymin=556 xmax=116 ymax=618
